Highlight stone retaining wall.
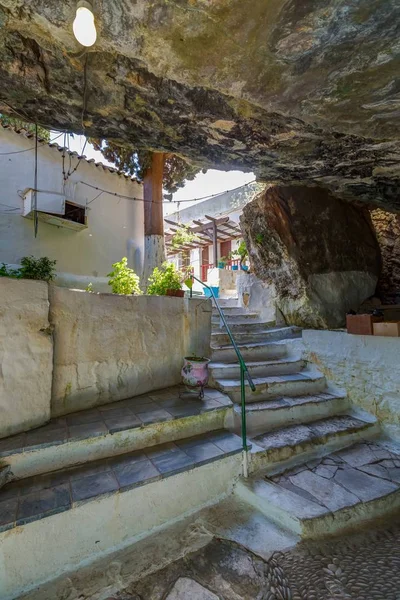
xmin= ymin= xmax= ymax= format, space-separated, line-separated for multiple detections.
xmin=303 ymin=330 xmax=400 ymax=438
xmin=0 ymin=278 xmax=211 ymax=436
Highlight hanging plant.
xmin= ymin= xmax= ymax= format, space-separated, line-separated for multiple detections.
xmin=171 ymin=225 xmax=199 ymax=250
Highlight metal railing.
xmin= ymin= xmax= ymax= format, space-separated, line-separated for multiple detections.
xmin=190 ymin=274 xmax=256 ymax=477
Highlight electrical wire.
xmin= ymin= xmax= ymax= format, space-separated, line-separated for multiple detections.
xmin=79 ymin=179 xmax=257 ymax=205
xmin=0 ymin=132 xmax=64 ymax=156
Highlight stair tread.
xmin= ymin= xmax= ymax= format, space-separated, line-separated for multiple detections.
xmin=246 ymin=440 xmax=400 ymax=519
xmin=0 ymin=386 xmax=232 ymax=458
xmin=211 ymin=340 xmax=288 ymax=351
xmin=209 ymin=357 xmax=303 ymax=369
xmin=216 ymin=371 xmax=323 ymax=389
xmin=234 ymin=392 xmax=346 ymax=412
xmin=212 ymin=325 xmax=298 ymax=336
xmin=0 ymin=429 xmax=243 ymax=532
xmin=252 ymin=414 xmax=373 ymax=452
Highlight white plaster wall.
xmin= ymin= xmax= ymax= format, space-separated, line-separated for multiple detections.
xmin=303 ymin=330 xmax=400 ymax=437
xmin=50 ymin=287 xmax=212 ymax=415
xmin=0 ymin=278 xmax=53 ymax=438
xmin=0 ymin=128 xmax=144 ymax=287
xmin=236 ymin=272 xmax=279 ymax=323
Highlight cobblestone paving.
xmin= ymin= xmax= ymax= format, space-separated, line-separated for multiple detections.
xmin=109 ymin=522 xmax=400 ymax=600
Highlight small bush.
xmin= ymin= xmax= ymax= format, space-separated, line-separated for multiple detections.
xmin=0 ymin=256 xmax=56 ymax=281
xmin=147 ymin=262 xmax=182 ymax=295
xmin=20 ymin=256 xmax=56 ymax=281
xmin=107 ymin=257 xmax=142 ymax=295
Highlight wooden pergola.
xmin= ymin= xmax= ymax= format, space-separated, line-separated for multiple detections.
xmin=165 ymin=215 xmax=242 ymax=263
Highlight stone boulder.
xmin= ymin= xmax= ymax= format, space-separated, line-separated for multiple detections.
xmin=370 ymin=209 xmax=400 ymax=304
xmin=241 ymin=186 xmax=381 ymax=328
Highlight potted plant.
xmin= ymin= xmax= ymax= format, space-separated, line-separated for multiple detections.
xmin=147 ymin=262 xmax=185 ymax=297
xmin=228 ymin=250 xmax=240 ymax=270
xmin=218 ymin=256 xmax=228 ymax=269
xmin=181 ymin=354 xmax=210 ymax=399
xmin=237 ymin=241 xmax=249 ymax=271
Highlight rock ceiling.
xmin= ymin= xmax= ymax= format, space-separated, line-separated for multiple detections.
xmin=0 ymin=0 xmax=399 ymax=209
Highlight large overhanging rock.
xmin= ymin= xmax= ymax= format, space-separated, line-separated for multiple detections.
xmin=0 ymin=1 xmax=399 ymax=209
xmin=241 ymin=186 xmax=381 ymax=329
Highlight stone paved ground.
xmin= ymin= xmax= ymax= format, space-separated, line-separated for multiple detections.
xmin=108 ymin=522 xmax=400 ymax=600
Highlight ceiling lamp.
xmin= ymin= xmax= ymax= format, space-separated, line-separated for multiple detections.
xmin=73 ymin=0 xmax=97 ymax=47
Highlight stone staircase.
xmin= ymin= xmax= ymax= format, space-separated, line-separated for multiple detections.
xmin=210 ymin=300 xmax=400 ymax=539
xmin=0 ymin=298 xmax=399 ymax=599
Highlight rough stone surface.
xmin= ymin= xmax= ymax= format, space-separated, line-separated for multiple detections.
xmin=0 ymin=1 xmax=399 ymax=208
xmin=241 ymin=186 xmax=381 ymax=328
xmin=166 ymin=578 xmax=218 ymax=600
xmin=370 ymin=208 xmax=400 ymax=303
xmin=49 ymin=287 xmax=211 ymax=415
xmin=303 ymin=329 xmax=400 ymax=432
xmin=0 ymin=278 xmax=53 ymax=439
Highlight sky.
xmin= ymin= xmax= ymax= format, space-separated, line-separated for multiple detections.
xmin=51 ymin=132 xmax=255 ymax=215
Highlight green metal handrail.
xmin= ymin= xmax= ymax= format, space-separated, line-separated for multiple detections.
xmin=190 ymin=275 xmax=256 ymax=474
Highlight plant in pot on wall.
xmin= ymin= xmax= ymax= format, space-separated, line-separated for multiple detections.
xmin=107 ymin=257 xmax=142 ymax=295
xmin=181 ymin=354 xmax=210 ymax=399
xmin=147 ymin=261 xmax=185 ymax=297
xmin=228 ymin=250 xmax=240 ymax=270
xmin=218 ymin=256 xmax=228 ymax=269
xmin=237 ymin=240 xmax=249 ymax=271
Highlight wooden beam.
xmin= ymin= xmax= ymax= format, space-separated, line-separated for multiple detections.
xmin=144 ymin=153 xmax=165 ymax=237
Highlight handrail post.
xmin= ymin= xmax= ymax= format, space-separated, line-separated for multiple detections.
xmin=190 ymin=273 xmax=254 ymax=478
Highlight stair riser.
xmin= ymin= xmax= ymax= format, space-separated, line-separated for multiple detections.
xmin=222 ymin=377 xmax=327 ymax=404
xmin=249 ymin=421 xmax=380 ymax=475
xmin=212 ymin=322 xmax=275 ymax=333
xmin=211 ymin=344 xmax=288 ymax=363
xmin=0 ymin=454 xmax=242 ymax=600
xmin=212 ymin=308 xmax=254 ymax=316
xmin=211 ymin=314 xmax=260 ymax=324
xmin=2 ymin=408 xmax=231 ymax=481
xmin=212 ymin=329 xmax=300 ymax=345
xmin=209 ymin=359 xmax=306 ymax=380
xmin=231 ymin=396 xmax=349 ymax=436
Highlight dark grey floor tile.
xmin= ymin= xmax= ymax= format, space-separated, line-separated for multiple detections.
xmin=17 ymin=471 xmax=71 ymax=497
xmin=209 ymin=432 xmax=243 ymax=453
xmin=99 ymin=405 xmax=134 ymax=418
xmin=167 ymin=404 xmax=201 ymax=418
xmin=71 ymin=472 xmax=119 ymax=504
xmin=150 ymin=449 xmax=194 ymax=477
xmin=114 ymin=459 xmax=161 ymax=490
xmin=0 ymin=497 xmax=18 ymax=532
xmin=16 ymin=484 xmax=71 ymax=525
xmin=0 ymin=483 xmax=20 ymax=501
xmin=66 ymin=409 xmax=103 ymax=426
xmin=0 ymin=433 xmax=26 ymax=457
xmin=68 ymin=421 xmax=108 ymax=441
xmin=24 ymin=426 xmax=67 ymax=450
xmin=181 ymin=441 xmax=224 ymax=465
xmin=108 ymin=450 xmax=148 ymax=469
xmin=203 ymin=389 xmax=228 ymax=400
xmin=105 ymin=415 xmax=142 ymax=433
xmin=128 ymin=401 xmax=160 ymax=414
xmin=137 ymin=409 xmax=173 ymax=425
xmin=69 ymin=459 xmax=111 ymax=480
xmin=156 ymin=397 xmax=186 ymax=408
xmin=200 ymin=399 xmax=225 ymax=411
xmin=145 ymin=443 xmax=180 ymax=460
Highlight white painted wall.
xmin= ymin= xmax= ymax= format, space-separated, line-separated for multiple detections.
xmin=303 ymin=330 xmax=400 ymax=439
xmin=0 ymin=128 xmax=144 ymax=291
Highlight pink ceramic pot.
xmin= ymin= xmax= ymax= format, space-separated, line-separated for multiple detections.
xmin=181 ymin=357 xmax=210 ymax=398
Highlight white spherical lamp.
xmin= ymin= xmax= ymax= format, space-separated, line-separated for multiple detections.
xmin=73 ymin=1 xmax=97 ymax=47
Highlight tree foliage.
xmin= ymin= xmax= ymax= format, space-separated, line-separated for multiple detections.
xmin=0 ymin=114 xmax=50 ymax=141
xmin=89 ymin=139 xmax=204 ymax=193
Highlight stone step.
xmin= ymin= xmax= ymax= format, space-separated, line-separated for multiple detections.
xmin=0 ymin=429 xmax=244 ymax=600
xmin=209 ymin=357 xmax=306 ymax=380
xmin=230 ymin=392 xmax=349 ymax=436
xmin=214 ymin=298 xmax=239 ymax=308
xmin=211 ymin=313 xmax=262 ymax=325
xmin=215 ymin=371 xmax=327 ymax=404
xmin=248 ymin=414 xmax=378 ymax=473
xmin=0 ymin=386 xmax=233 ymax=481
xmin=211 ymin=307 xmax=256 ymax=316
xmin=211 ymin=341 xmax=289 ymax=363
xmin=237 ymin=440 xmax=400 ymax=539
xmin=211 ymin=326 xmax=301 ymax=346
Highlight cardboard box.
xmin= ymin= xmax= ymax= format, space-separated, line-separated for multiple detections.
xmin=346 ymin=314 xmax=383 ymax=336
xmin=373 ymin=321 xmax=400 ymax=337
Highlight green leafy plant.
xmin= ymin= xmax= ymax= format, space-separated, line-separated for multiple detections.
xmin=85 ymin=283 xmax=94 ymax=293
xmin=147 ymin=262 xmax=183 ymax=295
xmin=255 ymin=233 xmax=264 ymax=245
xmin=0 ymin=263 xmax=21 ymax=278
xmin=19 ymin=256 xmax=56 ymax=281
xmin=107 ymin=257 xmax=142 ymax=295
xmin=171 ymin=225 xmax=199 ymax=250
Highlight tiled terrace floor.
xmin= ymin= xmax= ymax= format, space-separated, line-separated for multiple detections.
xmin=0 ymin=430 xmax=242 ymax=532
xmin=267 ymin=440 xmax=400 ymax=513
xmin=0 ymin=386 xmax=232 ymax=457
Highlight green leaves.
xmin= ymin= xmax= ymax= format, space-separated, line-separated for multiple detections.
xmin=107 ymin=257 xmax=142 ymax=295
xmin=0 ymin=256 xmax=56 ymax=281
xmin=147 ymin=261 xmax=183 ymax=295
